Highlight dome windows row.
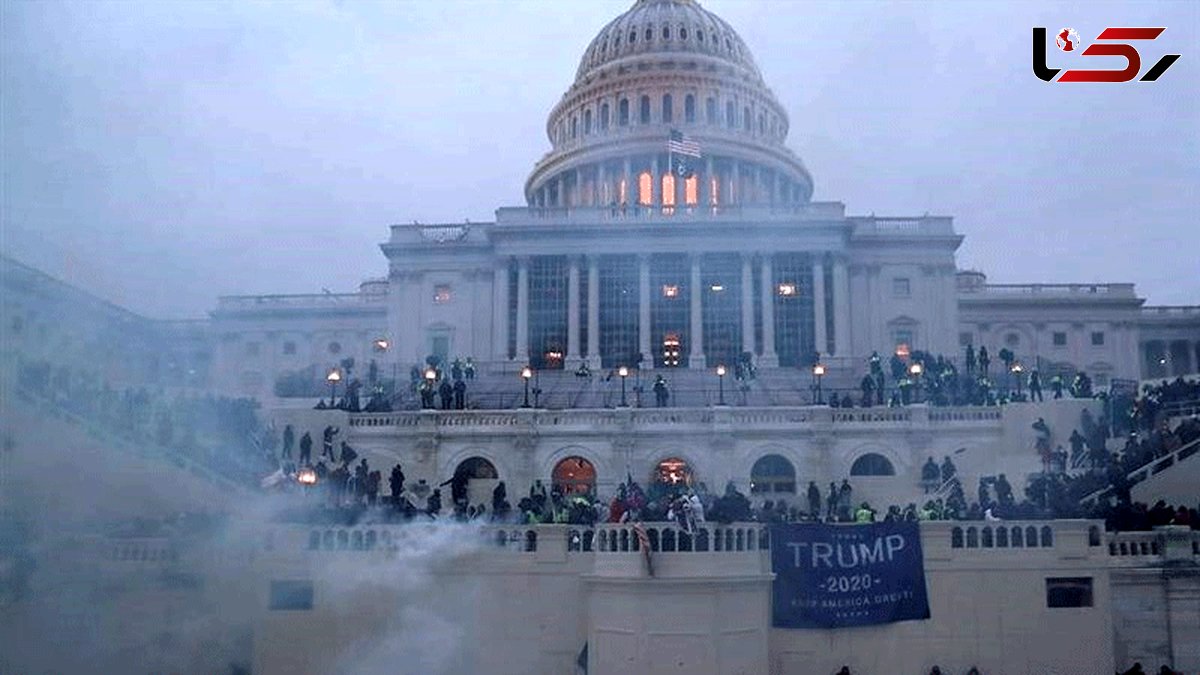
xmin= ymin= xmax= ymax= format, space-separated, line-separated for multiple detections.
xmin=553 ymin=90 xmax=783 ymax=145
xmin=583 ymin=21 xmax=747 ymax=75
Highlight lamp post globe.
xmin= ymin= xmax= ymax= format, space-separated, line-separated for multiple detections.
xmin=521 ymin=365 xmax=534 ymax=408
xmin=326 ymin=368 xmax=342 ymax=407
xmin=812 ymin=363 xmax=826 ymax=405
xmin=617 ymin=366 xmax=629 ymax=407
xmin=716 ymin=365 xmax=727 ymax=406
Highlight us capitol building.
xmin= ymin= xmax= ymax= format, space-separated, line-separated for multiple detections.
xmin=1 ymin=1 xmax=1198 ymax=674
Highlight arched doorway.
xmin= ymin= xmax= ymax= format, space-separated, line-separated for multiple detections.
xmin=452 ymin=456 xmax=499 ymax=508
xmin=653 ymin=457 xmax=693 ymax=486
xmin=552 ymin=456 xmax=597 ymax=496
xmin=750 ymin=454 xmax=796 ymax=494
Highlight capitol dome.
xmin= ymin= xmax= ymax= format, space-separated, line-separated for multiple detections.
xmin=525 ymin=0 xmax=813 ymax=210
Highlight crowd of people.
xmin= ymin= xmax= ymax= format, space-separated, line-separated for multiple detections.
xmin=15 ymin=358 xmax=275 ymax=486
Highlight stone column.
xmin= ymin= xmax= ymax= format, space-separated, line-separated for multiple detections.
xmin=567 ymin=256 xmax=581 ymax=364
xmin=639 ymin=254 xmax=652 ymax=369
xmin=651 ymin=155 xmax=660 ymax=207
xmin=573 ymin=167 xmax=582 ymax=207
xmin=587 ymin=255 xmax=601 ymax=369
xmin=598 ymin=163 xmax=608 ymax=207
xmin=622 ymin=158 xmax=632 ymax=206
xmin=515 ymin=257 xmax=530 ymax=361
xmin=689 ymin=254 xmax=706 ymax=368
xmin=812 ymin=256 xmax=827 ymax=358
xmin=832 ymin=257 xmax=851 ymax=357
xmin=760 ymin=254 xmax=778 ymax=367
xmin=740 ymin=253 xmax=755 ymax=358
xmin=703 ymin=156 xmax=714 ymax=207
xmin=494 ymin=258 xmax=508 ymax=360
xmin=731 ymin=161 xmax=740 ymax=205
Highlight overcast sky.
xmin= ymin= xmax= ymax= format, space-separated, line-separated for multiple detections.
xmin=2 ymin=0 xmax=1196 ymax=318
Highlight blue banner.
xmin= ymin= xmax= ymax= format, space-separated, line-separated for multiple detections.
xmin=770 ymin=522 xmax=931 ymax=629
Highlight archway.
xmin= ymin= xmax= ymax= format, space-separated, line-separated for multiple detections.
xmin=653 ymin=457 xmax=693 ymax=486
xmin=750 ymin=454 xmax=796 ymax=494
xmin=452 ymin=456 xmax=499 ymax=509
xmin=553 ymin=456 xmax=597 ymax=496
xmin=850 ymin=453 xmax=895 ymax=477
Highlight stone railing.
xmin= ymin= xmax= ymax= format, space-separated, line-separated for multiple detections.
xmin=960 ymin=283 xmax=1138 ymax=298
xmin=494 ymin=203 xmax=842 ymax=227
xmin=106 ymin=537 xmax=180 ymax=564
xmin=215 ymin=293 xmax=385 ymax=311
xmin=296 ymin=524 xmax=543 ymax=554
xmin=847 ymin=216 xmax=955 ymax=236
xmin=1141 ymin=305 xmax=1200 ymax=317
xmin=1105 ymin=527 xmax=1199 ymax=568
xmin=347 ymin=404 xmax=1005 ymax=431
xmin=594 ymin=522 xmax=769 ymax=554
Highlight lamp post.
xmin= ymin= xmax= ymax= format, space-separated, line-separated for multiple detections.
xmin=812 ymin=363 xmax=826 ymax=405
xmin=716 ymin=364 xmax=727 ymax=406
xmin=617 ymin=366 xmax=629 ymax=407
xmin=1011 ymin=363 xmax=1024 ymax=398
xmin=326 ymin=368 xmax=341 ymax=407
xmin=909 ymin=362 xmax=923 ymax=404
xmin=521 ymin=365 xmax=534 ymax=408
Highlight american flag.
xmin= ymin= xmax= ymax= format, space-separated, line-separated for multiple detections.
xmin=632 ymin=522 xmax=655 ymax=577
xmin=666 ymin=129 xmax=701 ymax=158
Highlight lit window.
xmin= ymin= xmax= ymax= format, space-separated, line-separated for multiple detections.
xmin=434 ymin=285 xmax=452 ymax=304
xmin=684 ymin=174 xmax=698 ymax=205
xmin=1091 ymin=331 xmax=1105 ymax=346
xmin=662 ymin=284 xmax=680 ymax=298
xmin=638 ymin=171 xmax=652 ymax=205
xmin=1053 ymin=332 xmax=1067 ymax=347
xmin=893 ymin=277 xmax=911 ymax=298
xmin=777 ymin=282 xmax=797 ymax=297
xmin=661 ymin=173 xmax=675 ymax=207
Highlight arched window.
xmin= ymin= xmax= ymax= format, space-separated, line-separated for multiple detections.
xmin=328 ymin=341 xmax=342 ymax=354
xmin=661 ymin=25 xmax=670 ymax=40
xmin=725 ymin=101 xmax=736 ymax=128
xmin=662 ymin=94 xmax=673 ymax=123
xmin=552 ymin=456 xmax=596 ymax=495
xmin=639 ymin=95 xmax=651 ymax=124
xmin=750 ymin=454 xmax=796 ymax=494
xmin=951 ymin=527 xmax=964 ymax=548
xmin=654 ymin=457 xmax=692 ymax=485
xmin=966 ymin=527 xmax=978 ymax=548
xmin=645 ymin=27 xmax=653 ymax=42
xmin=1040 ymin=526 xmax=1053 ymax=547
xmin=600 ymin=103 xmax=610 ymax=130
xmin=619 ymin=99 xmax=629 ymax=126
xmin=680 ymin=27 xmax=688 ymax=40
xmin=629 ymin=29 xmax=637 ymax=44
xmin=661 ymin=173 xmax=676 ymax=208
xmin=584 ymin=109 xmax=592 ymax=134
xmin=570 ymin=116 xmax=578 ymax=139
xmin=705 ymin=97 xmax=716 ymax=124
xmin=850 ymin=453 xmax=895 ymax=476
xmin=743 ymin=106 xmax=751 ymax=131
xmin=684 ymin=94 xmax=695 ymax=123
xmin=637 ymin=171 xmax=653 ymax=205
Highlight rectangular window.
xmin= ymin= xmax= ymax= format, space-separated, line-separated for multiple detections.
xmin=1046 ymin=577 xmax=1093 ymax=608
xmin=958 ymin=332 xmax=973 ymax=347
xmin=892 ymin=277 xmax=911 ymax=298
xmin=894 ymin=330 xmax=913 ymax=348
xmin=269 ymin=580 xmax=314 ymax=611
xmin=433 ymin=284 xmax=452 ymax=304
xmin=1091 ymin=331 xmax=1105 ymax=346
xmin=1053 ymin=332 xmax=1067 ymax=347
xmin=706 ymin=97 xmax=717 ymax=125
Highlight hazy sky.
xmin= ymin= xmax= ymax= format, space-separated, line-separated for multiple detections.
xmin=2 ymin=0 xmax=1196 ymax=318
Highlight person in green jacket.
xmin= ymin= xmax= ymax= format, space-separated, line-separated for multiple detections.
xmin=854 ymin=502 xmax=876 ymax=523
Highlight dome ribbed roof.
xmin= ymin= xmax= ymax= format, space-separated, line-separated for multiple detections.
xmin=574 ymin=0 xmax=762 ymax=83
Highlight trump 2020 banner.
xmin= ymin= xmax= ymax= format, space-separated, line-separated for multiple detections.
xmin=770 ymin=522 xmax=931 ymax=629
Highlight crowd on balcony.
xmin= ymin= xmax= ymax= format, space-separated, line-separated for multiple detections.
xmin=14 ymin=358 xmax=275 ymax=487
